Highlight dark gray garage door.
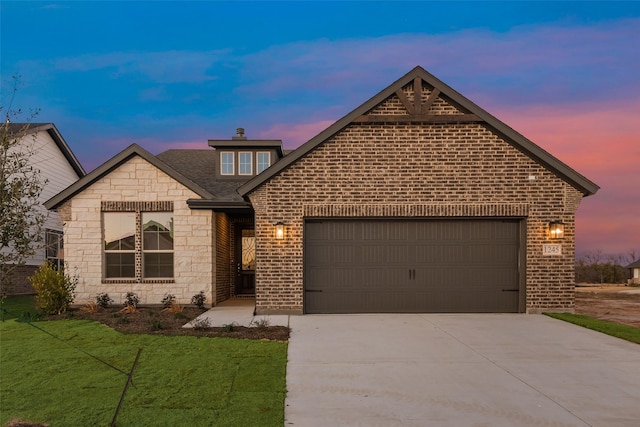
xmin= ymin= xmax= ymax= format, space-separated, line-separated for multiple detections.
xmin=304 ymin=219 xmax=522 ymax=313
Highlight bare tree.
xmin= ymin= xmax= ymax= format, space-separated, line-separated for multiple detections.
xmin=0 ymin=81 xmax=47 ymax=297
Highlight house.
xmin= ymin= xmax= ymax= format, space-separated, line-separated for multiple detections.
xmin=626 ymin=260 xmax=640 ymax=285
xmin=45 ymin=66 xmax=599 ymax=313
xmin=1 ymin=123 xmax=86 ymax=295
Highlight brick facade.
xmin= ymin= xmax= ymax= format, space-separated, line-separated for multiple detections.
xmin=248 ymin=85 xmax=583 ymax=314
xmin=0 ymin=265 xmax=38 ymax=295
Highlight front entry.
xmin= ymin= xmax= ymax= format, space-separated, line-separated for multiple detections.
xmin=235 ymin=227 xmax=256 ymax=295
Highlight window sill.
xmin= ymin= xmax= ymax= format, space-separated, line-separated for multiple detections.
xmin=102 ymin=278 xmax=175 ymax=284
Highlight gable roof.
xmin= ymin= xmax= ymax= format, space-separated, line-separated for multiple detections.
xmin=238 ymin=66 xmax=599 ymax=197
xmin=44 ymin=144 xmax=215 ymax=210
xmin=626 ymin=259 xmax=640 ymax=269
xmin=6 ymin=122 xmax=86 ymax=177
xmin=155 ymin=149 xmax=247 ymax=202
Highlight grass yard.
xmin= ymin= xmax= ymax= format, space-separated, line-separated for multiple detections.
xmin=545 ymin=312 xmax=640 ymax=344
xmin=0 ymin=295 xmax=37 ymax=321
xmin=0 ymin=298 xmax=287 ymax=427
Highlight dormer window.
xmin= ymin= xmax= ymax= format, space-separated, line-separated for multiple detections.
xmin=257 ymin=152 xmax=271 ymax=174
xmin=239 ymin=152 xmax=253 ymax=175
xmin=210 ymin=130 xmax=283 ymax=178
xmin=221 ymin=152 xmax=234 ymax=175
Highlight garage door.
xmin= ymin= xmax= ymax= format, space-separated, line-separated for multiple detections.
xmin=304 ymin=219 xmax=522 ymax=313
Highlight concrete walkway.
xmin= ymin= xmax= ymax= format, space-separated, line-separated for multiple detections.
xmin=285 ymin=314 xmax=640 ymax=427
xmin=183 ymin=298 xmax=290 ymax=328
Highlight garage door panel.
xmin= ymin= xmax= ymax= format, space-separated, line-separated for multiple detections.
xmin=305 ymin=219 xmax=521 ymax=313
xmin=362 ymin=243 xmax=412 ymax=264
xmin=362 ymin=221 xmax=413 ymax=241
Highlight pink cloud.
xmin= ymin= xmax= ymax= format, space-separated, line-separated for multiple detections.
xmin=492 ymin=100 xmax=640 ymax=256
xmin=259 ymin=120 xmax=335 ymax=148
xmin=238 ymin=18 xmax=640 ymax=107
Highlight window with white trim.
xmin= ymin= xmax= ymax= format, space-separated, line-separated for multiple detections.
xmin=256 ymin=152 xmax=271 ymax=174
xmin=104 ymin=212 xmax=136 ymax=278
xmin=238 ymin=152 xmax=253 ymax=175
xmin=103 ymin=211 xmax=174 ymax=279
xmin=46 ymin=229 xmax=64 ymax=270
xmin=142 ymin=212 xmax=174 ymax=278
xmin=221 ymin=152 xmax=234 ymax=175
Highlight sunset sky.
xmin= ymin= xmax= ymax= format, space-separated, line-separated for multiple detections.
xmin=1 ymin=1 xmax=638 ymax=259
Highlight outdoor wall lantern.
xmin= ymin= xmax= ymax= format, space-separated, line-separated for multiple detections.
xmin=274 ymin=222 xmax=285 ymax=240
xmin=548 ymin=221 xmax=565 ymax=240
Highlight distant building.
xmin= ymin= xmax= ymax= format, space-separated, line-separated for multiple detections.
xmin=2 ymin=123 xmax=85 ymax=294
xmin=626 ymin=259 xmax=640 ymax=285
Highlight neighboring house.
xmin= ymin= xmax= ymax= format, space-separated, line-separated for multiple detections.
xmin=626 ymin=260 xmax=640 ymax=285
xmin=2 ymin=123 xmax=86 ymax=294
xmin=45 ymin=67 xmax=599 ymax=314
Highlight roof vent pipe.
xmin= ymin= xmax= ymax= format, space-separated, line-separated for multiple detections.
xmin=232 ymin=128 xmax=247 ymax=140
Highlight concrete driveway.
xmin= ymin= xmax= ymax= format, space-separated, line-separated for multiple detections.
xmin=285 ymin=314 xmax=640 ymax=427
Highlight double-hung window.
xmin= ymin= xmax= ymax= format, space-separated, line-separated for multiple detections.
xmin=256 ymin=152 xmax=271 ymax=174
xmin=46 ymin=229 xmax=64 ymax=270
xmin=103 ymin=211 xmax=174 ymax=280
xmin=238 ymin=152 xmax=253 ymax=175
xmin=220 ymin=152 xmax=234 ymax=175
xmin=142 ymin=212 xmax=174 ymax=278
xmin=104 ymin=213 xmax=136 ymax=278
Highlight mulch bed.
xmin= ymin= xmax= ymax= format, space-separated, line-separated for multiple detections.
xmin=46 ymin=306 xmax=290 ymax=341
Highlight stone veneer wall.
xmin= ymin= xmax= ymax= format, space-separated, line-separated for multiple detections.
xmin=58 ymin=156 xmax=214 ymax=306
xmin=248 ymin=86 xmax=583 ymax=314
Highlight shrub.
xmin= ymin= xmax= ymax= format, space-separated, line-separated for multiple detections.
xmin=161 ymin=293 xmax=176 ymax=309
xmin=123 ymin=292 xmax=139 ymax=308
xmin=163 ymin=302 xmax=183 ymax=313
xmin=119 ymin=292 xmax=140 ymax=314
xmin=150 ymin=320 xmax=164 ymax=331
xmin=222 ymin=322 xmax=237 ymax=332
xmin=192 ymin=317 xmax=211 ymax=331
xmin=191 ymin=291 xmax=207 ymax=309
xmin=95 ymin=293 xmax=114 ymax=309
xmin=81 ymin=301 xmax=98 ymax=313
xmin=251 ymin=317 xmax=271 ymax=329
xmin=29 ymin=262 xmax=77 ymax=315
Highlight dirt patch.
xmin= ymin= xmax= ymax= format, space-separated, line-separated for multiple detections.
xmin=46 ymin=306 xmax=289 ymax=341
xmin=575 ymin=286 xmax=640 ymax=328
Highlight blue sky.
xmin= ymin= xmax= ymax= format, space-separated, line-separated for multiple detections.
xmin=1 ymin=1 xmax=639 ymax=257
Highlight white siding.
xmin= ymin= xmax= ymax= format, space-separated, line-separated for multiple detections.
xmin=4 ymin=129 xmax=81 ymax=266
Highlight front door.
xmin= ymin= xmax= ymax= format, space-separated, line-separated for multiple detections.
xmin=235 ymin=227 xmax=256 ymax=295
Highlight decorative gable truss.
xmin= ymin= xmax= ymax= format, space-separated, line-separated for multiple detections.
xmin=355 ymin=77 xmax=480 ymax=124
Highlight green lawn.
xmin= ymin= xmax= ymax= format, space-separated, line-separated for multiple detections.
xmin=0 ymin=295 xmax=37 ymax=321
xmin=0 ymin=297 xmax=287 ymax=427
xmin=545 ymin=312 xmax=640 ymax=344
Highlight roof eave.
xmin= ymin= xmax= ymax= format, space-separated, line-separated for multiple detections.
xmin=187 ymin=199 xmax=253 ymax=212
xmin=239 ymin=66 xmax=600 ymax=197
xmin=44 ymin=144 xmax=215 ymax=210
xmin=45 ymin=124 xmax=87 ymax=177
xmin=4 ymin=123 xmax=86 ymax=178
xmin=208 ymin=140 xmax=285 ymax=158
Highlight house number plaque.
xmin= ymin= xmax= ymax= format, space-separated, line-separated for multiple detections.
xmin=542 ymin=244 xmax=562 ymax=256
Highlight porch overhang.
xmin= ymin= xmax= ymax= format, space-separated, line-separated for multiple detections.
xmin=187 ymin=199 xmax=253 ymax=214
